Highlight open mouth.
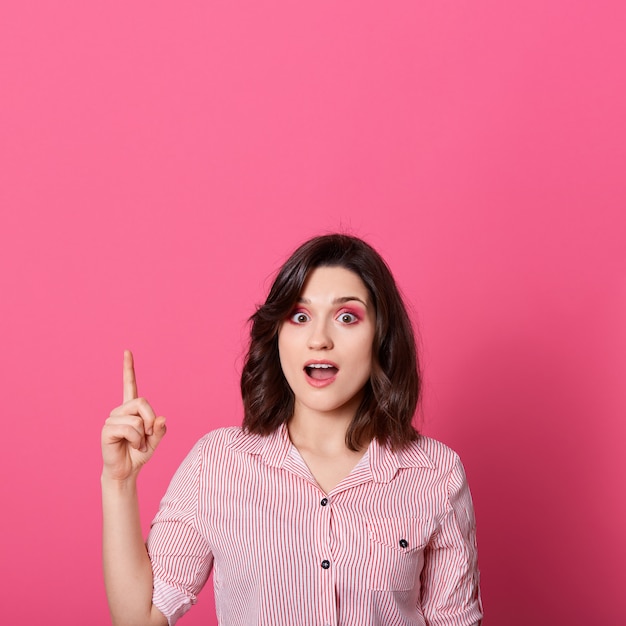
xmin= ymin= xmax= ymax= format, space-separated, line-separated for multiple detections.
xmin=304 ymin=363 xmax=339 ymax=381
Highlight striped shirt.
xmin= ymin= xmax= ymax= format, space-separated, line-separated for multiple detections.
xmin=147 ymin=425 xmax=483 ymax=626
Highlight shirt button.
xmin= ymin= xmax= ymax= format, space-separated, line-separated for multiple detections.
xmin=321 ymin=559 xmax=330 ymax=569
xmin=399 ymin=538 xmax=409 ymax=549
xmin=320 ymin=498 xmax=328 ymax=506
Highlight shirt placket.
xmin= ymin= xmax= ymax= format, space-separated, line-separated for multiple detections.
xmin=315 ymin=490 xmax=336 ymax=626
xmin=281 ymin=445 xmax=377 ymax=626
xmin=319 ymin=457 xmax=374 ymax=626
xmin=283 ymin=448 xmax=337 ymax=625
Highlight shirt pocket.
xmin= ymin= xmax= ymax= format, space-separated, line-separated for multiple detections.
xmin=367 ymin=517 xmax=434 ymax=592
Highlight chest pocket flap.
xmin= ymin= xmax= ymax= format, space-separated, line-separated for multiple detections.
xmin=367 ymin=517 xmax=436 ymax=591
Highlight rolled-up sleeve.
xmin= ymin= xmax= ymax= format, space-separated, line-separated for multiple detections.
xmin=420 ymin=456 xmax=483 ymax=626
xmin=146 ymin=438 xmax=214 ymax=626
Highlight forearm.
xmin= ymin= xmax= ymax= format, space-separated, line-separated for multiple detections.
xmin=102 ymin=476 xmax=166 ymax=626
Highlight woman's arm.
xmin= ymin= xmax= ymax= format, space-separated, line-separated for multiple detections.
xmin=420 ymin=455 xmax=483 ymax=626
xmin=102 ymin=476 xmax=167 ymax=626
xmin=101 ymin=351 xmax=168 ymax=626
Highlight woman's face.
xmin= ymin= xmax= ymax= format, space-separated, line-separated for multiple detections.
xmin=278 ymin=266 xmax=376 ymax=422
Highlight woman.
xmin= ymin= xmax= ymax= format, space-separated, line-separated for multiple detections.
xmin=102 ymin=234 xmax=482 ymax=626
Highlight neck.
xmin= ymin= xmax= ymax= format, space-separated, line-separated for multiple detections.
xmin=287 ymin=401 xmax=363 ymax=456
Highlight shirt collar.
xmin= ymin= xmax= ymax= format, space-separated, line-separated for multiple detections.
xmin=226 ymin=423 xmax=292 ymax=469
xmin=227 ymin=424 xmax=436 ymax=482
xmin=368 ymin=435 xmax=436 ymax=483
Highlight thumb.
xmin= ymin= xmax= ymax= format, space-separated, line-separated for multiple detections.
xmin=147 ymin=416 xmax=167 ymax=450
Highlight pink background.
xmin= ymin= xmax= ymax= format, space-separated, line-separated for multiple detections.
xmin=1 ymin=1 xmax=624 ymax=624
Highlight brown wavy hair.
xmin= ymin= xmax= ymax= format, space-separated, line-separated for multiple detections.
xmin=240 ymin=234 xmax=420 ymax=451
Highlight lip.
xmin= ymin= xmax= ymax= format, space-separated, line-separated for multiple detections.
xmin=304 ymin=359 xmax=339 ymax=369
xmin=303 ymin=360 xmax=339 ymax=388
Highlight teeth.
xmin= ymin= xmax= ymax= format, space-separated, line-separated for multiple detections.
xmin=307 ymin=363 xmax=333 ymax=368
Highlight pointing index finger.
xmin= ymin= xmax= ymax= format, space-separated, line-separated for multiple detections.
xmin=123 ymin=350 xmax=138 ymax=403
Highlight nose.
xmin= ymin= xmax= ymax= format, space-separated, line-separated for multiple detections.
xmin=307 ymin=320 xmax=334 ymax=350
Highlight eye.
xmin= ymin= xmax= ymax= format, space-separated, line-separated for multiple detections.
xmin=337 ymin=312 xmax=359 ymax=324
xmin=289 ymin=311 xmax=310 ymax=324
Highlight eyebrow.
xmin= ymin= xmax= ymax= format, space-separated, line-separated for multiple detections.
xmin=298 ymin=296 xmax=369 ymax=307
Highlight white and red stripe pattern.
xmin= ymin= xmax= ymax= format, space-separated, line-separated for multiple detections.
xmin=147 ymin=425 xmax=483 ymax=626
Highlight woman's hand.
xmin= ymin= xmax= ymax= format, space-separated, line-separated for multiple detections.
xmin=101 ymin=350 xmax=167 ymax=482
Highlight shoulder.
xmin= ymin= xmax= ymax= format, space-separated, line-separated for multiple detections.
xmin=399 ymin=435 xmax=463 ymax=475
xmin=392 ymin=436 xmax=476 ymax=518
xmin=191 ymin=426 xmax=242 ymax=453
xmin=196 ymin=426 xmax=244 ymax=445
xmin=190 ymin=426 xmax=267 ymax=460
xmin=417 ymin=435 xmax=462 ymax=465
